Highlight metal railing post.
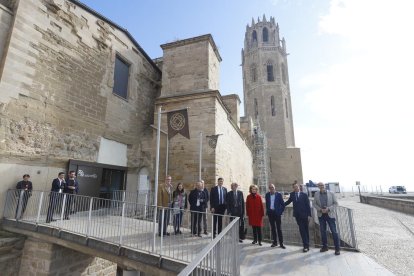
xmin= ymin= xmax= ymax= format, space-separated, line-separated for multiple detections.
xmin=152 ymin=206 xmax=157 ymax=253
xmin=87 ymin=197 xmax=94 ymax=237
xmin=119 ymin=201 xmax=126 ymax=245
xmin=348 ymin=208 xmax=357 ymax=248
xmin=160 ymin=208 xmax=165 ymax=254
xmin=211 ymin=213 xmax=214 ymax=240
xmin=36 ymin=192 xmax=44 ymax=224
xmin=60 ymin=194 xmax=67 ymax=227
xmin=216 ymin=240 xmax=222 ymax=275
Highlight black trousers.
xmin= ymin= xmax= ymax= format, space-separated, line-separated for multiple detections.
xmin=296 ymin=217 xmax=310 ymax=248
xmin=252 ymin=226 xmax=262 ymax=243
xmin=213 ymin=204 xmax=226 ymax=236
xmin=46 ymin=193 xmax=62 ymax=222
xmin=15 ymin=192 xmax=30 ymax=219
xmin=158 ymin=208 xmax=171 ymax=235
xmin=191 ymin=212 xmax=203 ymax=235
xmin=64 ymin=194 xmax=74 ymax=219
xmin=268 ymin=212 xmax=283 ymax=245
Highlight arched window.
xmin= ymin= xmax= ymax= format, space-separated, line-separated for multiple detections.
xmin=250 ymin=64 xmax=257 ymax=82
xmin=285 ymin=98 xmax=289 ymax=118
xmin=267 ymin=61 xmax=274 ymax=82
xmin=271 ymin=96 xmax=276 ymax=116
xmin=263 ymin=27 xmax=269 ymax=42
xmin=254 ymin=98 xmax=258 ymax=119
xmin=281 ymin=63 xmax=287 ymax=84
xmin=252 ymin=30 xmax=257 ymax=44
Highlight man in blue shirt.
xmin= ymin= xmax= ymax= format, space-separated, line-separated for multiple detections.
xmin=265 ymin=184 xmax=286 ymax=248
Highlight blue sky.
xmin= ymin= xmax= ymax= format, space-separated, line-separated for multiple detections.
xmin=80 ymin=0 xmax=414 ymax=192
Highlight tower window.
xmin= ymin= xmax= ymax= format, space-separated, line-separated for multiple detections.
xmin=271 ymin=96 xmax=276 ymax=116
xmin=267 ymin=64 xmax=274 ymax=82
xmin=252 ymin=30 xmax=257 ymax=44
xmin=113 ymin=55 xmax=130 ymax=99
xmin=281 ymin=63 xmax=287 ymax=84
xmin=263 ymin=27 xmax=269 ymax=42
xmin=285 ymin=98 xmax=289 ymax=118
xmin=254 ymin=98 xmax=258 ymax=119
xmin=250 ymin=65 xmax=257 ymax=82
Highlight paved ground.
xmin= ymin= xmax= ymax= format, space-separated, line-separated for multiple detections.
xmin=338 ymin=194 xmax=414 ymax=276
xmin=240 ymin=241 xmax=393 ymax=276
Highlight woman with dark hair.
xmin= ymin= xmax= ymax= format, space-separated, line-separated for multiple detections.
xmin=172 ymin=182 xmax=187 ymax=234
xmin=246 ymin=184 xmax=264 ymax=245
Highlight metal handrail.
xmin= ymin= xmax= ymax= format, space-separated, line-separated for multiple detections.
xmin=178 ymin=217 xmax=240 ymax=276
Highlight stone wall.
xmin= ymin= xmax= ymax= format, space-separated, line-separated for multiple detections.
xmin=19 ymin=237 xmax=117 ymax=275
xmin=360 ymin=195 xmax=414 ymax=216
xmin=0 ymin=3 xmax=12 ymax=67
xmin=160 ymin=34 xmax=221 ymax=97
xmin=0 ymin=0 xmax=160 ymax=201
xmin=0 ymin=230 xmax=25 ymax=276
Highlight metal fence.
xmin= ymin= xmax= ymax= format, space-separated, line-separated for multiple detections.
xmin=3 ymin=189 xmax=238 ymax=272
xmin=177 ymin=218 xmax=240 ymax=276
xmin=109 ymin=190 xmax=155 ymax=206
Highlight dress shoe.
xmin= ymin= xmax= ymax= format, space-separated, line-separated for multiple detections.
xmin=204 ymin=231 xmax=208 ymax=235
xmin=252 ymin=241 xmax=257 ymax=245
xmin=335 ymin=250 xmax=340 ymax=255
xmin=258 ymin=243 xmax=262 ymax=246
xmin=320 ymin=247 xmax=329 ymax=252
xmin=280 ymin=244 xmax=286 ymax=249
xmin=239 ymin=239 xmax=243 ymax=243
xmin=271 ymin=243 xmax=277 ymax=248
xmin=63 ymin=217 xmax=70 ymax=220
xmin=303 ymin=248 xmax=309 ymax=252
xmin=197 ymin=234 xmax=202 ymax=237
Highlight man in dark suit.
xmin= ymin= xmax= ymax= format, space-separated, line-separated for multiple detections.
xmin=15 ymin=174 xmax=33 ymax=219
xmin=46 ymin=172 xmax=65 ymax=223
xmin=210 ymin=177 xmax=227 ymax=238
xmin=285 ymin=183 xmax=312 ymax=252
xmin=265 ymin=184 xmax=286 ymax=248
xmin=189 ymin=181 xmax=207 ymax=237
xmin=63 ymin=170 xmax=79 ymax=220
xmin=226 ymin=182 xmax=245 ymax=242
xmin=201 ymin=180 xmax=209 ymax=235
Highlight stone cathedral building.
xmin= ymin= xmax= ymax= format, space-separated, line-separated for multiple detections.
xmin=0 ymin=0 xmax=302 ymax=204
xmin=0 ymin=0 xmax=303 ymax=274
xmin=242 ymin=16 xmax=303 ymax=192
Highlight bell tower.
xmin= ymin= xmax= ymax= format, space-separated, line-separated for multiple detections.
xmin=242 ymin=15 xmax=303 ymax=190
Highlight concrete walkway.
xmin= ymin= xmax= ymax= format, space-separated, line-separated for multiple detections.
xmin=240 ymin=241 xmax=393 ymax=276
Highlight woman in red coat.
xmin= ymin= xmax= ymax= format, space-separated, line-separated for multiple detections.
xmin=246 ymin=184 xmax=264 ymax=245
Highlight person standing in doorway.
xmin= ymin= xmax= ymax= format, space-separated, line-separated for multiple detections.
xmin=15 ymin=174 xmax=33 ymax=219
xmin=210 ymin=177 xmax=227 ymax=238
xmin=46 ymin=172 xmax=65 ymax=223
xmin=63 ymin=170 xmax=79 ymax=220
xmin=246 ymin=184 xmax=264 ymax=246
xmin=285 ymin=182 xmax=311 ymax=252
xmin=314 ymin=182 xmax=341 ymax=255
xmin=265 ymin=184 xmax=286 ymax=248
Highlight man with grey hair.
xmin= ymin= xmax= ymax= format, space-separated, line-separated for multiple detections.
xmin=265 ymin=184 xmax=285 ymax=248
xmin=314 ymin=182 xmax=340 ymax=255
xmin=226 ymin=182 xmax=245 ymax=242
xmin=189 ymin=181 xmax=207 ymax=237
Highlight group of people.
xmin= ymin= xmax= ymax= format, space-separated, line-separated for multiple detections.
xmin=157 ymin=176 xmax=341 ymax=256
xmin=14 ymin=171 xmax=79 ymax=222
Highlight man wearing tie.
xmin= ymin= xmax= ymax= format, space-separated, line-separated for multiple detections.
xmin=210 ymin=177 xmax=227 ymax=238
xmin=46 ymin=172 xmax=65 ymax=223
xmin=265 ymin=184 xmax=286 ymax=248
xmin=285 ymin=182 xmax=311 ymax=252
xmin=226 ymin=182 xmax=245 ymax=242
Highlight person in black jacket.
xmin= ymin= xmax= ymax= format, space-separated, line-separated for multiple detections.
xmin=285 ymin=183 xmax=312 ymax=252
xmin=63 ymin=170 xmax=79 ymax=220
xmin=226 ymin=182 xmax=245 ymax=242
xmin=201 ymin=180 xmax=209 ymax=235
xmin=15 ymin=174 xmax=33 ymax=219
xmin=188 ymin=181 xmax=207 ymax=237
xmin=210 ymin=177 xmax=227 ymax=238
xmin=46 ymin=172 xmax=65 ymax=223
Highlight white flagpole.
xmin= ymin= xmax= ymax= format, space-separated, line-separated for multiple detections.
xmin=153 ymin=105 xmax=162 ymax=251
xmin=199 ymin=131 xmax=202 ymax=180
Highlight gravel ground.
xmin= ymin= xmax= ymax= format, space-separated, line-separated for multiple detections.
xmin=338 ymin=195 xmax=414 ymax=276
